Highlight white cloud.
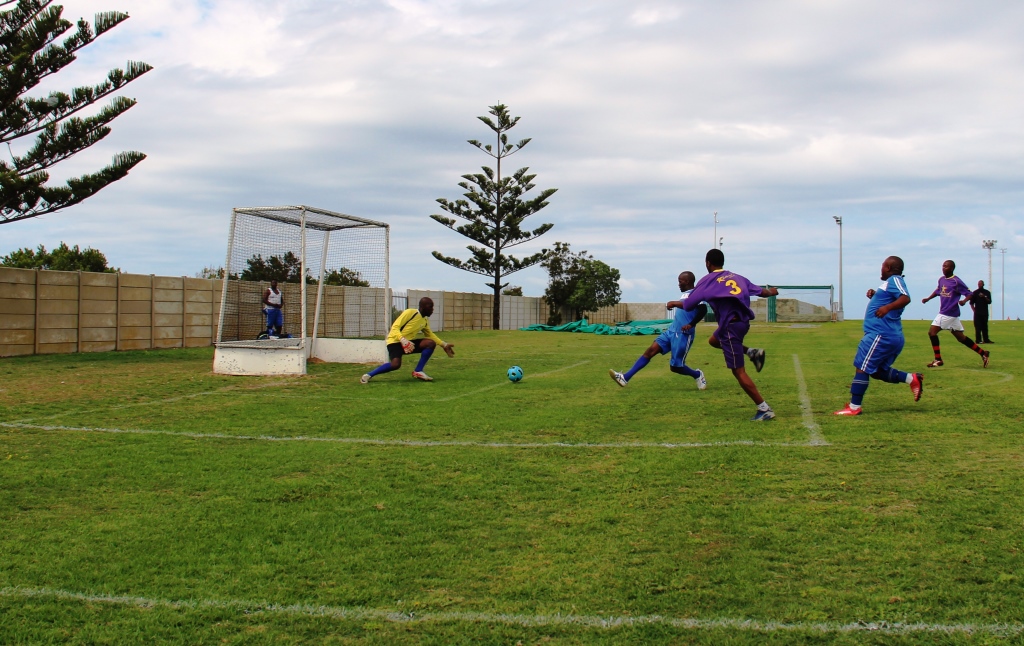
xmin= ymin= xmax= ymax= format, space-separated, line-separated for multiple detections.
xmin=3 ymin=0 xmax=1023 ymax=317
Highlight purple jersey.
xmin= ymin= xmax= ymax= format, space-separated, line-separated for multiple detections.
xmin=930 ymin=275 xmax=972 ymax=317
xmin=684 ymin=269 xmax=764 ymax=325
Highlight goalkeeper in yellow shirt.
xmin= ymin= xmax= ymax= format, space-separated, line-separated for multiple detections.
xmin=361 ymin=297 xmax=455 ymax=383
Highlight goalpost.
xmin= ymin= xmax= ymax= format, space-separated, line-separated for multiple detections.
xmin=751 ymin=285 xmax=835 ymax=323
xmin=213 ymin=206 xmax=390 ymax=375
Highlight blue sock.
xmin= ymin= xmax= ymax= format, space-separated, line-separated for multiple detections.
xmin=872 ymin=367 xmax=908 ymax=384
xmin=623 ymin=356 xmax=650 ymax=381
xmin=368 ymin=362 xmax=395 ymax=377
xmin=415 ymin=347 xmax=434 ymax=372
xmin=850 ymin=372 xmax=869 ymax=406
xmin=671 ymin=365 xmax=701 ymax=378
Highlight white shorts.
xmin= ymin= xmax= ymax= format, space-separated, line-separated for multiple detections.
xmin=931 ymin=314 xmax=964 ymax=332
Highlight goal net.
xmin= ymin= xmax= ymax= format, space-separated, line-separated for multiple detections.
xmin=751 ymin=285 xmax=835 ymax=322
xmin=215 ymin=206 xmax=389 ymax=372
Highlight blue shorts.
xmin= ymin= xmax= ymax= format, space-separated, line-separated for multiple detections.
xmin=854 ymin=333 xmax=904 ymax=374
xmin=265 ymin=307 xmax=283 ymax=330
xmin=655 ymin=330 xmax=695 ymax=368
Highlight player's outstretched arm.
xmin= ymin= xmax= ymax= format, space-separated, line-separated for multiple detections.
xmin=876 ymin=295 xmax=911 ymax=317
xmin=759 ymin=286 xmax=779 ymax=297
xmin=442 ymin=342 xmax=455 ymax=357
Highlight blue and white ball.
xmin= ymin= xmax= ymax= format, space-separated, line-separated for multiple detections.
xmin=507 ymin=365 xmax=524 ymax=383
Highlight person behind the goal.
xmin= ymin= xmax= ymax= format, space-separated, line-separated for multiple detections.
xmin=361 ymin=297 xmax=455 ymax=383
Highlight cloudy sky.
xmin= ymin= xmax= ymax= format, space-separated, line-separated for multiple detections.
xmin=3 ymin=0 xmax=1022 ymax=319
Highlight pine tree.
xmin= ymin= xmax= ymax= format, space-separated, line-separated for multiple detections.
xmin=431 ymin=104 xmax=556 ymax=330
xmin=0 ymin=0 xmax=151 ymax=225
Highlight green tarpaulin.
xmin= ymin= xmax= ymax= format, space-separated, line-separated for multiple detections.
xmin=519 ymin=319 xmax=672 ymax=335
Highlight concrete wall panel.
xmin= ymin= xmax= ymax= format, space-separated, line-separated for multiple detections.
xmin=81 ymin=286 xmax=116 ymax=300
xmin=39 ymin=328 xmax=77 ymax=344
xmin=39 ymin=314 xmax=78 ymax=329
xmin=0 ymin=329 xmax=33 ymax=344
xmin=0 ymin=267 xmax=36 ymax=284
xmin=0 ymin=314 xmax=35 ymax=330
xmin=0 ymin=298 xmax=35 ymax=315
xmin=80 ymin=341 xmax=116 ymax=352
xmin=38 ymin=270 xmax=79 ymax=286
xmin=38 ymin=299 xmax=78 ymax=315
xmin=0 ymin=283 xmax=34 ymax=299
xmin=81 ymin=328 xmax=116 ymax=342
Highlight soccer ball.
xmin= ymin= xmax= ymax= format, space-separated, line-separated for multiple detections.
xmin=507 ymin=365 xmax=524 ymax=383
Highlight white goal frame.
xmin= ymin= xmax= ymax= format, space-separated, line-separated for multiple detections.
xmin=213 ymin=205 xmax=390 ymax=376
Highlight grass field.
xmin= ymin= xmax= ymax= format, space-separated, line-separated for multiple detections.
xmin=2 ymin=320 xmax=1023 ymax=644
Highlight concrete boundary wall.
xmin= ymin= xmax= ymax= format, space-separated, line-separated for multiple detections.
xmin=1 ymin=268 xmax=666 ymax=357
xmin=0 ymin=268 xmax=223 ymax=357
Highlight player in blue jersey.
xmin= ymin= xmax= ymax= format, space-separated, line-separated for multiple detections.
xmin=835 ymin=256 xmax=923 ymax=416
xmin=610 ymin=271 xmax=709 ymax=389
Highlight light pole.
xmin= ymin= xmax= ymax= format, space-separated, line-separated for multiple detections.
xmin=713 ymin=212 xmax=719 ymax=249
xmin=719 ymin=236 xmax=724 ymax=249
xmin=833 ymin=216 xmax=843 ymax=321
xmin=982 ymin=240 xmax=997 ymax=292
xmin=1000 ymin=248 xmax=1006 ymax=320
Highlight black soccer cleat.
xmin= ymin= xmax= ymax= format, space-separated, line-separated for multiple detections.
xmin=749 ymin=348 xmax=766 ymax=373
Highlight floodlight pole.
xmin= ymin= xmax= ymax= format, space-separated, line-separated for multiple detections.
xmin=1000 ymin=248 xmax=1006 ymax=320
xmin=833 ymin=216 xmax=844 ymax=321
xmin=719 ymin=236 xmax=724 ymax=249
xmin=713 ymin=212 xmax=719 ymax=249
xmin=300 ymin=207 xmax=307 ymax=348
xmin=982 ymin=239 xmax=996 ymax=294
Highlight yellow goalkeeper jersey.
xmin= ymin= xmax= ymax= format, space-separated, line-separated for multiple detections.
xmin=387 ymin=308 xmax=445 ymax=346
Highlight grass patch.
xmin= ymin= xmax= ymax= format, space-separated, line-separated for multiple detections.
xmin=2 ymin=321 xmax=1023 ymax=643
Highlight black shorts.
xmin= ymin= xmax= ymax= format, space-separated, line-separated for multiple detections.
xmin=387 ymin=339 xmax=430 ymax=359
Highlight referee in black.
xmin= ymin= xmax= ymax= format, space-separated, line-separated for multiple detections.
xmin=969 ymin=279 xmax=993 ymax=343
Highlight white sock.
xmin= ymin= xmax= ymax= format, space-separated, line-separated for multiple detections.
xmin=757 ymin=401 xmax=771 ymax=412
xmin=849 ymin=402 xmax=862 ymax=410
xmin=905 ymin=374 xmax=914 ymax=384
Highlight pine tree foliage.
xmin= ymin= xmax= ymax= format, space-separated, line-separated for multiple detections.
xmin=431 ymin=104 xmax=556 ymax=329
xmin=0 ymin=0 xmax=151 ymax=224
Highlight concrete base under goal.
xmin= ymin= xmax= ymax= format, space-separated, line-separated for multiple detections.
xmin=213 ymin=338 xmax=386 ymax=376
xmin=309 ymin=338 xmax=387 ymax=364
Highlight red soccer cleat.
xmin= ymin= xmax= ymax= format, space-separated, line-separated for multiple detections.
xmin=982 ymin=350 xmax=990 ymax=368
xmin=910 ymin=373 xmax=924 ymax=402
xmin=834 ymin=404 xmax=862 ymax=416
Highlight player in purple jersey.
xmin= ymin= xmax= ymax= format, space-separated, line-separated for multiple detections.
xmin=683 ymin=249 xmax=779 ymax=421
xmin=835 ymin=256 xmax=923 ymax=416
xmin=921 ymin=259 xmax=989 ymax=368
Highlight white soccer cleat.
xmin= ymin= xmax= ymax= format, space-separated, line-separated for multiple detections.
xmin=360 ymin=374 xmax=371 ymax=384
xmin=609 ymin=369 xmax=627 ymax=387
xmin=412 ymin=371 xmax=433 ymax=382
xmin=695 ymin=370 xmax=707 ymax=390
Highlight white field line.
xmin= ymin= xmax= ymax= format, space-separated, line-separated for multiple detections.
xmin=0 ymin=422 xmax=787 ymax=450
xmin=791 ymin=354 xmax=828 ymax=446
xmin=953 ymin=368 xmax=1014 ymax=390
xmin=11 ymin=379 xmax=295 ymax=425
xmin=1 ymin=587 xmax=1020 ymax=637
